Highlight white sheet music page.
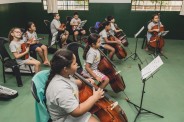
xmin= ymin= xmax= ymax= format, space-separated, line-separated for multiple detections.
xmin=141 ymin=56 xmax=164 ymax=80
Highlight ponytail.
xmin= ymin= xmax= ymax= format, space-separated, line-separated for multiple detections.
xmin=83 ymin=33 xmax=100 ymax=60
xmin=44 ymin=49 xmax=73 ymax=95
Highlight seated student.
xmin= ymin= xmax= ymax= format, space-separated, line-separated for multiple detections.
xmin=25 ymin=21 xmax=50 ymax=66
xmin=99 ymin=21 xmax=121 ymax=60
xmin=70 ymin=12 xmax=86 ymax=42
xmin=45 ymin=49 xmax=104 ymax=122
xmin=8 ymin=28 xmax=41 ymax=75
xmin=82 ymin=33 xmax=109 ymax=89
xmin=146 ymin=14 xmax=164 ymax=51
xmin=50 ymin=13 xmax=69 ymax=48
xmin=106 ymin=15 xmax=123 ymax=36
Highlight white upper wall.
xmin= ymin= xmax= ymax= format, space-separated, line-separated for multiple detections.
xmin=0 ymin=0 xmax=41 ymax=4
xmin=89 ymin=0 xmax=131 ymax=3
xmin=0 ymin=0 xmax=131 ymax=4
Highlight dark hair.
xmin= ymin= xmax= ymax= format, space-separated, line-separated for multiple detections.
xmin=151 ymin=14 xmax=159 ymax=20
xmin=83 ymin=33 xmax=100 ymax=60
xmin=98 ymin=21 xmax=110 ymax=33
xmin=44 ymin=49 xmax=74 ymax=95
xmin=73 ymin=12 xmax=78 ymax=16
xmin=53 ymin=13 xmax=59 ymax=17
xmin=27 ymin=21 xmax=34 ymax=30
xmin=106 ymin=15 xmax=114 ymax=21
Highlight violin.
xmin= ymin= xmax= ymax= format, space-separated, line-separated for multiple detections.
xmin=74 ymin=73 xmax=128 ymax=122
xmin=21 ymin=42 xmax=30 ymax=59
xmin=114 ymin=23 xmax=129 ymax=47
xmin=98 ymin=49 xmax=126 ymax=93
xmin=60 ymin=23 xmax=66 ymax=31
xmin=108 ymin=35 xmax=127 ymax=59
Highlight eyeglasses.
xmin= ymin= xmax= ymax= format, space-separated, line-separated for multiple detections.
xmin=13 ymin=31 xmax=22 ymax=34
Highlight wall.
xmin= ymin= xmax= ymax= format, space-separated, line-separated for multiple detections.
xmin=0 ymin=1 xmax=184 ymax=39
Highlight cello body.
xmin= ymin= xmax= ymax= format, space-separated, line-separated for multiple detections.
xmin=21 ymin=43 xmax=29 ymax=59
xmin=98 ymin=56 xmax=126 ymax=93
xmin=149 ymin=25 xmax=165 ymax=49
xmin=108 ymin=36 xmax=127 ymax=59
xmin=77 ymin=74 xmax=128 ymax=122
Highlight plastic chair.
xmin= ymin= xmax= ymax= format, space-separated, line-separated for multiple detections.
xmin=0 ymin=37 xmax=34 ymax=86
xmin=31 ymin=70 xmax=51 ymax=122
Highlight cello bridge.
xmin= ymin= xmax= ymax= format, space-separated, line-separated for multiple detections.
xmin=110 ymin=101 xmax=118 ymax=110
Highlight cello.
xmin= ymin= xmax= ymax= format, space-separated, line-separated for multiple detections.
xmin=98 ymin=49 xmax=126 ymax=93
xmin=149 ymin=14 xmax=165 ymax=50
xmin=108 ymin=35 xmax=127 ymax=59
xmin=74 ymin=72 xmax=128 ymax=122
xmin=114 ymin=23 xmax=129 ymax=47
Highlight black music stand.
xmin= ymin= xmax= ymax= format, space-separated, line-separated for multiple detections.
xmin=150 ymin=31 xmax=169 ymax=59
xmin=124 ymin=26 xmax=143 ymax=64
xmin=126 ymin=56 xmax=164 ymax=122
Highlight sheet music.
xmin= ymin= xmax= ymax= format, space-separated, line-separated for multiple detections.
xmin=158 ymin=30 xmax=169 ymax=37
xmin=77 ymin=20 xmax=87 ymax=30
xmin=141 ymin=56 xmax=163 ymax=80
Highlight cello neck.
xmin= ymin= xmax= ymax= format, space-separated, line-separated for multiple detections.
xmin=98 ymin=48 xmax=116 ymax=68
xmin=74 ymin=72 xmax=112 ymax=100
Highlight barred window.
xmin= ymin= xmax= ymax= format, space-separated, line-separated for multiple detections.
xmin=132 ymin=0 xmax=182 ymax=11
xmin=43 ymin=0 xmax=89 ymax=11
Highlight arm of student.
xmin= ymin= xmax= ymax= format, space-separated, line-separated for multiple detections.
xmin=85 ymin=63 xmax=101 ymax=82
xmin=12 ymin=48 xmax=29 ymax=59
xmin=70 ymin=87 xmax=104 ymax=117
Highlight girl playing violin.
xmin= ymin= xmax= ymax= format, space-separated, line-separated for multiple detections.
xmin=26 ymin=22 xmax=50 ymax=66
xmin=99 ymin=21 xmax=121 ymax=60
xmin=8 ymin=27 xmax=41 ymax=74
xmin=45 ymin=49 xmax=104 ymax=122
xmin=146 ymin=14 xmax=164 ymax=51
xmin=82 ymin=33 xmax=109 ymax=89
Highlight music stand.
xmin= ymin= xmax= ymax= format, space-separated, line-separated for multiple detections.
xmin=124 ymin=26 xmax=143 ymax=64
xmin=126 ymin=56 xmax=164 ymax=122
xmin=76 ymin=20 xmax=87 ymax=30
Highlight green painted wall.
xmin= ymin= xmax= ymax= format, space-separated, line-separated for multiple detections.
xmin=0 ymin=2 xmax=184 ymax=39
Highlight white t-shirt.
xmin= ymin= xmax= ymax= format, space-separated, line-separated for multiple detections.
xmin=9 ymin=39 xmax=30 ymax=64
xmin=147 ymin=21 xmax=162 ymax=42
xmin=50 ymin=19 xmax=61 ymax=34
xmin=46 ymin=74 xmax=91 ymax=122
xmin=99 ymin=29 xmax=109 ymax=43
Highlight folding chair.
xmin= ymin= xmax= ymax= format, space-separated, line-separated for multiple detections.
xmin=67 ymin=42 xmax=85 ymax=74
xmin=31 ymin=70 xmax=51 ymax=122
xmin=0 ymin=37 xmax=34 ymax=86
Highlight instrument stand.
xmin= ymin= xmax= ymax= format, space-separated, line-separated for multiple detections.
xmin=126 ymin=58 xmax=164 ymax=122
xmin=124 ymin=26 xmax=144 ymax=64
xmin=124 ymin=37 xmax=143 ymax=64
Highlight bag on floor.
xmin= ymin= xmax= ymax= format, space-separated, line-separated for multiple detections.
xmin=0 ymin=85 xmax=18 ymax=100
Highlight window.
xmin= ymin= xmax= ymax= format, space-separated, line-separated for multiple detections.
xmin=132 ymin=0 xmax=183 ymax=11
xmin=43 ymin=0 xmax=89 ymax=11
